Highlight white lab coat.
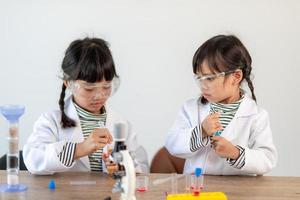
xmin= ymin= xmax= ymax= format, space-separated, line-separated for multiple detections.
xmin=23 ymin=97 xmax=149 ymax=175
xmin=165 ymin=93 xmax=277 ymax=175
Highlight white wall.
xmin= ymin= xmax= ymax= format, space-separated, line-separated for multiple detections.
xmin=0 ymin=0 xmax=299 ymax=176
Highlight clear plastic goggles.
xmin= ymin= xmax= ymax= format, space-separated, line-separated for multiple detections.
xmin=69 ymin=77 xmax=120 ymax=100
xmin=194 ymin=70 xmax=236 ymax=90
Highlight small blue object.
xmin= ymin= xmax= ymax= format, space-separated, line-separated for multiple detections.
xmin=214 ymin=131 xmax=221 ymax=136
xmin=195 ymin=168 xmax=202 ymax=177
xmin=48 ymin=180 xmax=56 ymax=190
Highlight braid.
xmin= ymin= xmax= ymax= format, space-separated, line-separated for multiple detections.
xmin=59 ymin=84 xmax=76 ymax=128
xmin=244 ymin=72 xmax=257 ymax=102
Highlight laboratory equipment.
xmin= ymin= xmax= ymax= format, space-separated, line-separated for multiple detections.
xmin=0 ymin=105 xmax=27 ymax=192
xmin=166 ymin=192 xmax=227 ymax=200
xmin=192 ymin=168 xmax=204 ymax=196
xmin=185 ymin=174 xmax=193 ymax=192
xmin=48 ymin=180 xmax=56 ymax=190
xmin=165 ymin=169 xmax=226 ymax=200
xmin=111 ymin=123 xmax=136 ymax=200
xmin=170 ymin=173 xmax=178 ymax=194
xmin=186 ymin=172 xmax=205 ymax=194
xmin=136 ymin=176 xmax=149 ymax=192
xmin=69 ymin=77 xmax=120 ymax=101
xmin=202 ymin=128 xmax=221 ymax=175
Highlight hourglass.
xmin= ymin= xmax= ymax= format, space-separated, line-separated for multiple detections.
xmin=0 ymin=105 xmax=28 ymax=192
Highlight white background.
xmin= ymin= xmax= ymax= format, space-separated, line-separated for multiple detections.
xmin=0 ymin=0 xmax=299 ymax=176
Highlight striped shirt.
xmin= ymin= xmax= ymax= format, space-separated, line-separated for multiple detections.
xmin=210 ymin=96 xmax=243 ymax=133
xmin=58 ymin=103 xmax=107 ymax=171
xmin=190 ymin=94 xmax=246 ymax=169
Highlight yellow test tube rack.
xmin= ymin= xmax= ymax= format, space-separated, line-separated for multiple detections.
xmin=166 ymin=192 xmax=227 ymax=200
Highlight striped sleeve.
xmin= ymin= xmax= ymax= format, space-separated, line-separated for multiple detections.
xmin=190 ymin=124 xmax=210 ymax=152
xmin=226 ymin=145 xmax=245 ymax=169
xmin=58 ymin=142 xmax=76 ymax=167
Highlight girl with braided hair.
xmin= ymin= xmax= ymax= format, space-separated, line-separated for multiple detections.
xmin=23 ymin=37 xmax=149 ymax=174
xmin=165 ymin=35 xmax=277 ymax=175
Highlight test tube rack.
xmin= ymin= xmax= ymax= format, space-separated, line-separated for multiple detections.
xmin=166 ymin=192 xmax=227 ymax=200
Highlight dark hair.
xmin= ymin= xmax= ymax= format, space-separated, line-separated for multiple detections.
xmin=59 ymin=37 xmax=118 ymax=128
xmin=192 ymin=35 xmax=256 ymax=104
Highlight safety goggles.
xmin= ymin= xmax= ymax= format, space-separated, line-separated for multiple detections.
xmin=69 ymin=77 xmax=120 ymax=100
xmin=194 ymin=69 xmax=238 ymax=90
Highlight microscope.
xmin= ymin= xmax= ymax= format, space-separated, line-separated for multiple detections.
xmin=111 ymin=123 xmax=136 ymax=200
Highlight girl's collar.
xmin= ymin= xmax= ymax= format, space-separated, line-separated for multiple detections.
xmin=72 ymin=99 xmax=106 ymax=117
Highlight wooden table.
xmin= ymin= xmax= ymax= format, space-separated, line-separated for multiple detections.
xmin=0 ymin=171 xmax=300 ymax=200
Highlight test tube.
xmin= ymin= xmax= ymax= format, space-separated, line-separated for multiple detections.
xmin=185 ymin=174 xmax=193 ymax=192
xmin=170 ymin=173 xmax=178 ymax=194
xmin=0 ymin=105 xmax=27 ymax=192
xmin=193 ymin=168 xmax=203 ymax=196
xmin=136 ymin=176 xmax=149 ymax=192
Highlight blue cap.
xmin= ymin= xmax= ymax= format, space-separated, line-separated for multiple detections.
xmin=195 ymin=168 xmax=202 ymax=177
xmin=214 ymin=131 xmax=221 ymax=136
xmin=48 ymin=180 xmax=56 ymax=190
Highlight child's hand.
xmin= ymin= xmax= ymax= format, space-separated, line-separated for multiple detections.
xmin=211 ymin=136 xmax=240 ymax=159
xmin=103 ymin=149 xmax=118 ymax=174
xmin=74 ymin=128 xmax=113 ymax=159
xmin=201 ymin=113 xmax=223 ymax=137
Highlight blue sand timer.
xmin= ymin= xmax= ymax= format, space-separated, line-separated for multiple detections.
xmin=0 ymin=105 xmax=28 ymax=192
